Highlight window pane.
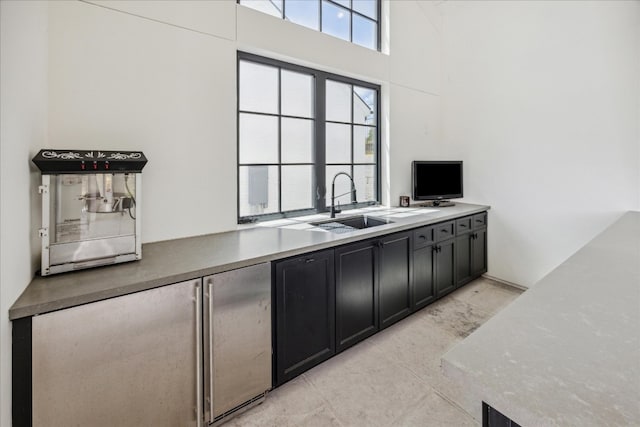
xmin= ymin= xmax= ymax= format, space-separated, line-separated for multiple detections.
xmin=240 ymin=0 xmax=283 ymax=18
xmin=352 ymin=14 xmax=377 ymax=50
xmin=282 ymin=165 xmax=314 ymax=211
xmin=284 ymin=0 xmax=319 ymax=31
xmin=326 ymin=80 xmax=351 ymax=122
xmin=354 ymin=165 xmax=376 ymax=202
xmin=322 ymin=1 xmax=350 ymax=42
xmin=239 ymin=61 xmax=279 ymax=114
xmin=353 ymin=86 xmax=376 ymax=125
xmin=354 ymin=126 xmax=376 ymax=163
xmin=239 ymin=166 xmax=279 ymax=216
xmin=352 ymin=0 xmax=377 ymax=20
xmin=326 ymin=165 xmax=353 ymax=205
xmin=281 ymin=70 xmax=314 ymax=118
xmin=282 ymin=118 xmax=314 ymax=163
xmin=325 ymin=123 xmax=351 ymax=164
xmin=239 ymin=113 xmax=279 ymax=164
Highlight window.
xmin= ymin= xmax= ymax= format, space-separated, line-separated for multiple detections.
xmin=238 ymin=52 xmax=380 ymax=222
xmin=239 ymin=0 xmax=380 ymax=51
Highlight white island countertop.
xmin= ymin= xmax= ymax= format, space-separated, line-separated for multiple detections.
xmin=442 ymin=211 xmax=640 ymax=426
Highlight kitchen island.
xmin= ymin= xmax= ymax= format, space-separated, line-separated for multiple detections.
xmin=442 ymin=211 xmax=640 ymax=426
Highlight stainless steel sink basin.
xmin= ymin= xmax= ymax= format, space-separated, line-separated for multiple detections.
xmin=311 ymin=215 xmax=393 ymax=233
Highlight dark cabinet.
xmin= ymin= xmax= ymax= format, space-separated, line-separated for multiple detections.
xmin=472 ymin=227 xmax=487 ymax=276
xmin=413 ymin=244 xmax=435 ymax=310
xmin=456 ymin=213 xmax=488 ymax=288
xmin=274 ymin=249 xmax=335 ymax=386
xmin=273 ymin=210 xmax=488 ymax=386
xmin=434 ymin=238 xmax=456 ymax=296
xmin=412 ymin=225 xmax=436 ymax=310
xmin=456 ymin=234 xmax=473 ymax=287
xmin=379 ymin=232 xmax=412 ymax=330
xmin=335 ymin=240 xmax=378 ymax=352
xmin=414 ymin=220 xmax=457 ymax=302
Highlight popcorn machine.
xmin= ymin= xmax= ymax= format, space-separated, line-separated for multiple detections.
xmin=33 ymin=150 xmax=147 ymax=276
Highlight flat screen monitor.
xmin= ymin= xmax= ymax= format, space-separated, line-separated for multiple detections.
xmin=412 ymin=161 xmax=463 ymax=201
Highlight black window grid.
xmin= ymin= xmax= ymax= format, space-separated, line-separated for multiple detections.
xmin=237 ymin=51 xmax=380 ymax=223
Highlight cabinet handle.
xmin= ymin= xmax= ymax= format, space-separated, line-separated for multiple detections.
xmin=475 ymin=219 xmax=483 ymax=223
xmin=305 ymin=258 xmax=315 ymax=263
xmin=440 ymin=229 xmax=448 ymax=233
xmin=418 ymin=235 xmax=426 ymax=240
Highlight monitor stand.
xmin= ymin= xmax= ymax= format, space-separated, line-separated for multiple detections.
xmin=415 ymin=200 xmax=456 ymax=208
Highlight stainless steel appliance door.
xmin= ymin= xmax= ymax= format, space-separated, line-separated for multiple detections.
xmin=32 ymin=279 xmax=203 ymax=427
xmin=203 ymin=263 xmax=272 ymax=422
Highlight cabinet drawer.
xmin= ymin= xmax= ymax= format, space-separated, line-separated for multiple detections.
xmin=455 ymin=217 xmax=472 ymax=235
xmin=472 ymin=212 xmax=487 ymax=229
xmin=435 ymin=221 xmax=455 ymax=242
xmin=413 ymin=226 xmax=434 ymax=249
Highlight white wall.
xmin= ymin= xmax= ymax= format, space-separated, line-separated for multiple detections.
xmin=45 ymin=1 xmax=440 ymax=243
xmin=0 ymin=2 xmax=49 ymax=425
xmin=440 ymin=1 xmax=640 ymax=287
xmin=388 ymin=1 xmax=444 ymax=205
xmin=0 ymin=1 xmax=441 ymax=423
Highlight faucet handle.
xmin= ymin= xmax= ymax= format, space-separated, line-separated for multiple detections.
xmin=335 ymin=201 xmax=342 ymax=215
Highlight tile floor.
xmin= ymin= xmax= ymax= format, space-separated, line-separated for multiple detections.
xmin=227 ymin=278 xmax=523 ymax=427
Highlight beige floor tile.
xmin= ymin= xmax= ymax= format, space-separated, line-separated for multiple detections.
xmin=451 ymin=278 xmax=523 ymax=315
xmin=303 ymin=341 xmax=432 ymax=427
xmin=395 ymin=390 xmax=478 ymax=426
xmin=367 ymin=314 xmax=461 ymax=387
xmin=225 ymin=375 xmax=336 ymax=427
xmin=419 ymin=296 xmax=493 ymax=339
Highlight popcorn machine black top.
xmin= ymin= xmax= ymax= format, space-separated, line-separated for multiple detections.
xmin=33 ymin=150 xmax=147 ymax=276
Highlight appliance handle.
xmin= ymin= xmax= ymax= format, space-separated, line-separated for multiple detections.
xmin=196 ymin=282 xmax=203 ymax=427
xmin=207 ymin=281 xmax=215 ymax=421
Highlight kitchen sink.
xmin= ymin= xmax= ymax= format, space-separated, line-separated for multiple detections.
xmin=310 ymin=215 xmax=393 ymax=233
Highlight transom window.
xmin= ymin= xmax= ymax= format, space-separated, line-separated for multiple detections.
xmin=237 ymin=52 xmax=380 ymax=222
xmin=238 ymin=0 xmax=380 ymax=51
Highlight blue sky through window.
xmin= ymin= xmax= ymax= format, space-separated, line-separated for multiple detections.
xmin=240 ymin=0 xmax=378 ymax=50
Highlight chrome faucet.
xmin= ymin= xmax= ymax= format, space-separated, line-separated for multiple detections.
xmin=330 ymin=172 xmax=357 ymax=218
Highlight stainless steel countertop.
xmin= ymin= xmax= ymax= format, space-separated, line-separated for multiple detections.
xmin=442 ymin=211 xmax=640 ymax=426
xmin=10 ymin=202 xmax=489 ymax=320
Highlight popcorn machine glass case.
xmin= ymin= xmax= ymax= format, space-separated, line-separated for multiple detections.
xmin=33 ymin=150 xmax=147 ymax=276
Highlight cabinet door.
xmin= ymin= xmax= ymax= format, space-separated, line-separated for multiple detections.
xmin=435 ymin=239 xmax=456 ymax=297
xmin=335 ymin=240 xmax=378 ymax=352
xmin=471 ymin=227 xmax=488 ymax=277
xmin=274 ymin=250 xmax=335 ymax=386
xmin=456 ymin=234 xmax=472 ymax=288
xmin=32 ymin=280 xmax=202 ymax=427
xmin=379 ymin=232 xmax=412 ymax=329
xmin=413 ymin=245 xmax=435 ymax=310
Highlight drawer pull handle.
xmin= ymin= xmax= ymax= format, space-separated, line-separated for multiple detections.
xmin=475 ymin=219 xmax=483 ymax=223
xmin=418 ymin=235 xmax=426 ymax=239
xmin=441 ymin=229 xmax=448 ymax=233
xmin=305 ymin=258 xmax=315 ymax=263
xmin=460 ymin=224 xmax=466 ymax=227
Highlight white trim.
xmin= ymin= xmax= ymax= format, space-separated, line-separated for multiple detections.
xmin=482 ymin=274 xmax=528 ymax=291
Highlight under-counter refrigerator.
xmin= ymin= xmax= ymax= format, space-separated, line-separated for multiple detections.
xmin=203 ymin=262 xmax=272 ymax=425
